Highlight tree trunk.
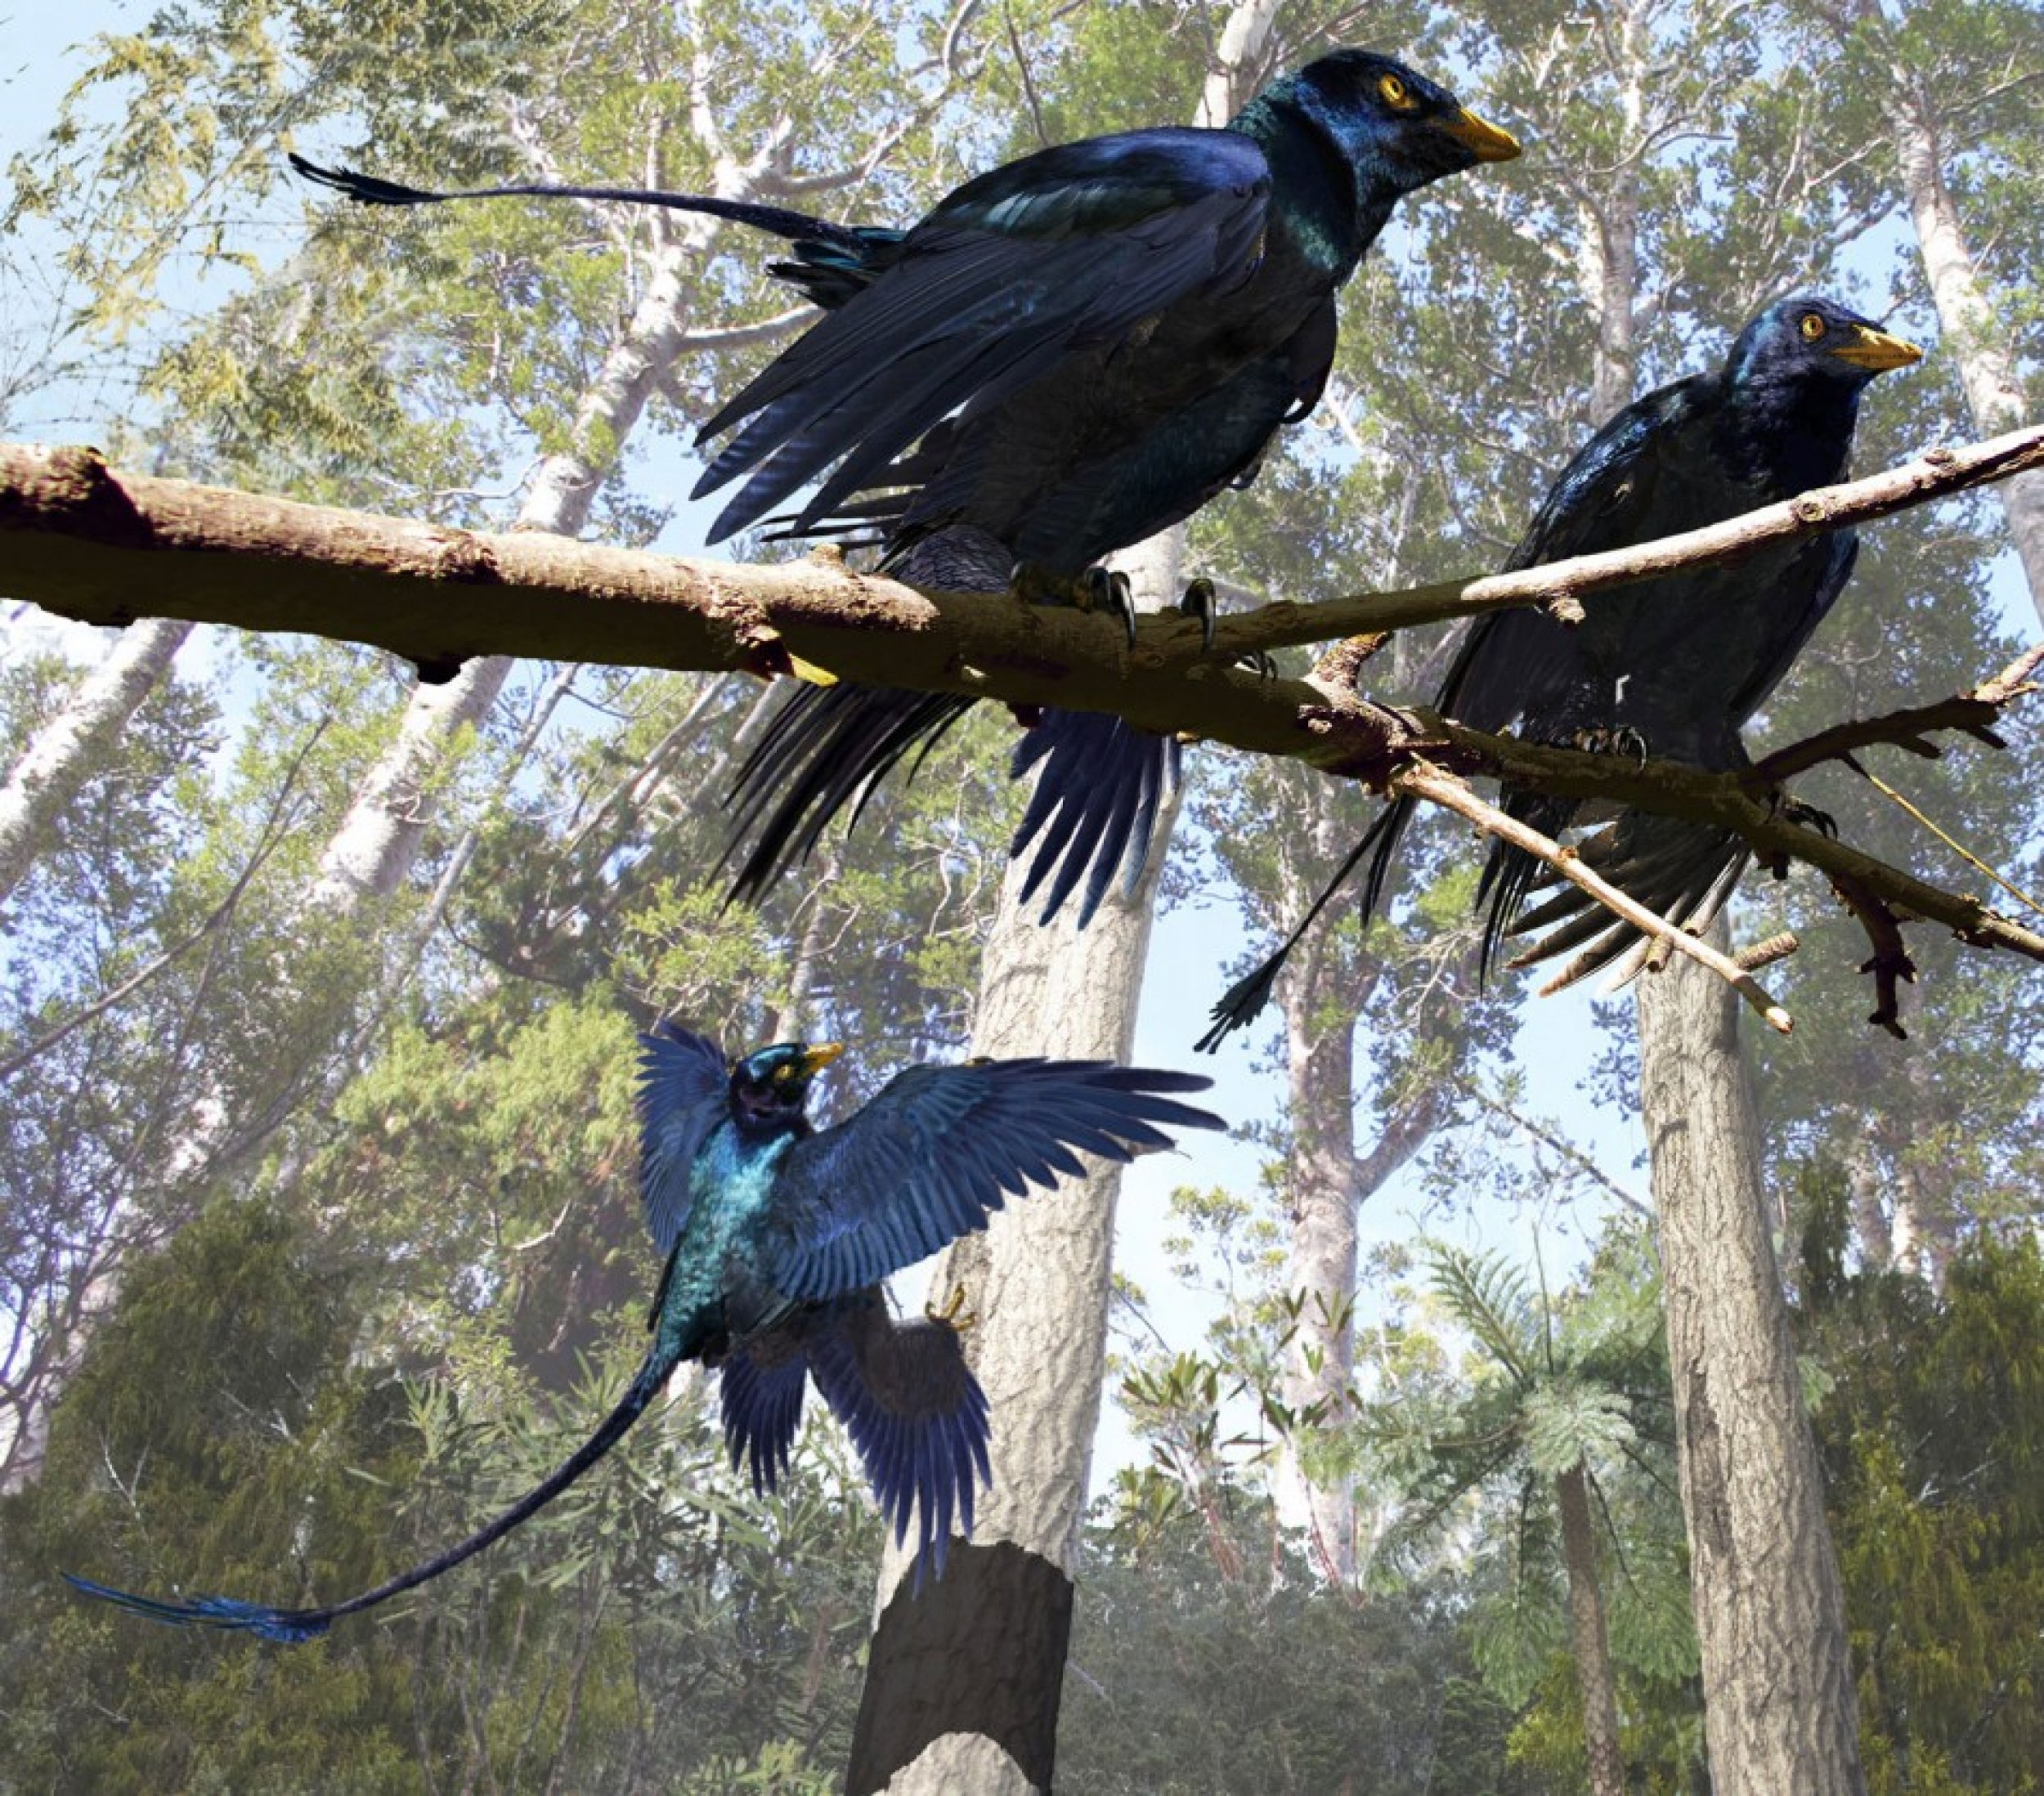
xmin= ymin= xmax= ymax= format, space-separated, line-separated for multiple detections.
xmin=1885 ymin=75 xmax=2044 ymax=628
xmin=0 ymin=616 xmax=193 ymax=1486
xmin=1635 ymin=930 xmax=1866 ymax=1794
xmin=1555 ymin=1458 xmax=1628 ymax=1796
xmin=1271 ymin=905 xmax=1360 ymax=1582
xmin=845 ymin=531 xmax=1183 ymax=1796
xmin=0 ymin=616 xmax=191 ymax=904
xmin=309 ymin=118 xmax=785 ymax=911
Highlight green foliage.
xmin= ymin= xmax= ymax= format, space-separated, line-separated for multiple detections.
xmin=5 ymin=0 xmax=2044 ymax=1785
xmin=1796 ymin=1176 xmax=2044 ymax=1791
xmin=0 ymin=1195 xmax=419 ymax=1792
xmin=1060 ymin=1493 xmax=1529 ymax=1795
xmin=1364 ymin=1232 xmax=1702 ymax=1787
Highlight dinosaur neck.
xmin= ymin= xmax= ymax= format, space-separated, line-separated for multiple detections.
xmin=1725 ymin=373 xmax=1863 ymax=496
xmin=1228 ymin=93 xmax=1388 ymax=280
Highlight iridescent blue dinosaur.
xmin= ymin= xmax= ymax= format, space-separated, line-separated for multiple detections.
xmin=68 ymin=1026 xmax=1221 ymax=1638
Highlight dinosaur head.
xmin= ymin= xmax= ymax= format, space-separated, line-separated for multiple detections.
xmin=729 ymin=1039 xmax=845 ymax=1130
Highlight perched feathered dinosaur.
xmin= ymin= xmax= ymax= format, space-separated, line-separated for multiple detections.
xmin=67 ymin=1025 xmax=1221 ymax=1637
xmin=1199 ymin=295 xmax=1923 ymax=1050
xmin=291 ymin=49 xmax=1519 ymax=924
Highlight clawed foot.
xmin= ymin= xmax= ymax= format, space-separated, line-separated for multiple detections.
xmin=1180 ymin=576 xmax=1277 ymax=677
xmin=1085 ymin=567 xmax=1137 ymax=648
xmin=926 ymin=1283 xmax=978 ymax=1332
xmin=1568 ymin=724 xmax=1651 ymax=765
xmin=1006 ymin=562 xmax=1136 ymax=647
xmin=1770 ymin=792 xmax=1837 ymax=836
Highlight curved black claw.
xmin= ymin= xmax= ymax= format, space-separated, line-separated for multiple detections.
xmin=1569 ymin=724 xmax=1651 ymax=765
xmin=1085 ymin=566 xmax=1138 ymax=649
xmin=1239 ymin=649 xmax=1280 ymax=682
xmin=1772 ymin=793 xmax=1837 ymax=837
xmin=1180 ymin=577 xmax=1218 ymax=653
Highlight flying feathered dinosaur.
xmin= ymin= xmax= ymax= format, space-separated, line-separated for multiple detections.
xmin=1199 ymin=295 xmax=1923 ymax=1050
xmin=290 ymin=48 xmax=1519 ymax=925
xmin=66 ymin=1025 xmax=1221 ymax=1637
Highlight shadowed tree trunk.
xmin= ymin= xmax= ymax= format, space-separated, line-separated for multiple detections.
xmin=1558 ymin=32 xmax=1864 ymax=1772
xmin=1636 ymin=930 xmax=1866 ymax=1794
xmin=846 ymin=528 xmax=1184 ymax=1795
xmin=846 ymin=15 xmax=1280 ymax=1775
xmin=0 ymin=616 xmax=191 ymax=904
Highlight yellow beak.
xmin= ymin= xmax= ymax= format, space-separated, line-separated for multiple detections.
xmin=1835 ymin=324 xmax=1925 ymax=373
xmin=800 ymin=1042 xmax=845 ymax=1075
xmin=1443 ymin=107 xmax=1522 ymax=163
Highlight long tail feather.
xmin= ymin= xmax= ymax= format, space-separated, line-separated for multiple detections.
xmin=288 ymin=154 xmax=867 ymax=253
xmin=1010 ymin=711 xmax=1181 ymax=927
xmin=1196 ymin=799 xmax=1408 ymax=1053
xmin=66 ymin=1348 xmax=682 ymax=1644
xmin=720 ymin=683 xmax=978 ymax=905
xmin=1501 ymin=815 xmax=1750 ymax=989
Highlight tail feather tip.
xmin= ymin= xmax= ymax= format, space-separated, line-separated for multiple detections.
xmin=64 ymin=1572 xmax=329 ymax=1644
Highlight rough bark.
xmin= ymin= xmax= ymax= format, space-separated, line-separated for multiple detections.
xmin=1636 ymin=928 xmax=1867 ymax=1794
xmin=1884 ymin=67 xmax=2044 ymax=628
xmin=0 ymin=616 xmax=191 ymax=905
xmin=1556 ymin=1458 xmax=1628 ymax=1796
xmin=1271 ymin=822 xmax=1361 ymax=1582
xmin=16 ymin=432 xmax=2033 ymax=696
xmin=846 ymin=531 xmax=1183 ymax=1796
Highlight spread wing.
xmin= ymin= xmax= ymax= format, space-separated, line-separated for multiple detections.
xmin=807 ymin=1293 xmax=990 ymax=1583
xmin=692 ymin=128 xmax=1273 ymax=540
xmin=719 ymin=1323 xmax=812 ymax=1498
xmin=636 ymin=1023 xmax=729 ymax=1254
xmin=763 ymin=1059 xmax=1222 ymax=1300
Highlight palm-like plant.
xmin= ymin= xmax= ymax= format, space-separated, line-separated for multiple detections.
xmin=1369 ymin=1233 xmax=1697 ymax=1795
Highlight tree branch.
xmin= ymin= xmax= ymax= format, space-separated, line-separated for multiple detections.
xmin=1396 ymin=759 xmax=1795 ymax=1032
xmin=1754 ymin=639 xmax=2044 ymax=782
xmin=7 ymin=430 xmax=2044 ymax=1028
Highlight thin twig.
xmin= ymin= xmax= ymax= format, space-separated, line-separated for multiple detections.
xmin=1753 ymin=639 xmax=2044 ymax=782
xmin=1849 ymin=758 xmax=2044 ymax=920
xmin=1395 ymin=759 xmax=1795 ymax=1034
xmin=0 ymin=722 xmax=329 ymax=1082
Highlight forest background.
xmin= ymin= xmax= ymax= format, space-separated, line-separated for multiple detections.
xmin=1 ymin=0 xmax=2040 ymax=1790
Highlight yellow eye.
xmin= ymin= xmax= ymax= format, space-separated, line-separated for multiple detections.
xmin=773 ymin=1064 xmax=794 ymax=1082
xmin=1379 ymin=73 xmax=1413 ymax=109
xmin=1800 ymin=312 xmax=1826 ymax=342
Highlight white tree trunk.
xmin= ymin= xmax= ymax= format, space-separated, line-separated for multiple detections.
xmin=1636 ymin=929 xmax=1866 ymax=1794
xmin=1889 ymin=83 xmax=2044 ymax=627
xmin=310 ymin=174 xmax=764 ymax=908
xmin=1195 ymin=0 xmax=1284 ymax=124
xmin=1270 ymin=891 xmax=1360 ymax=1581
xmin=0 ymin=616 xmax=191 ymax=903
xmin=847 ymin=531 xmax=1183 ymax=1796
